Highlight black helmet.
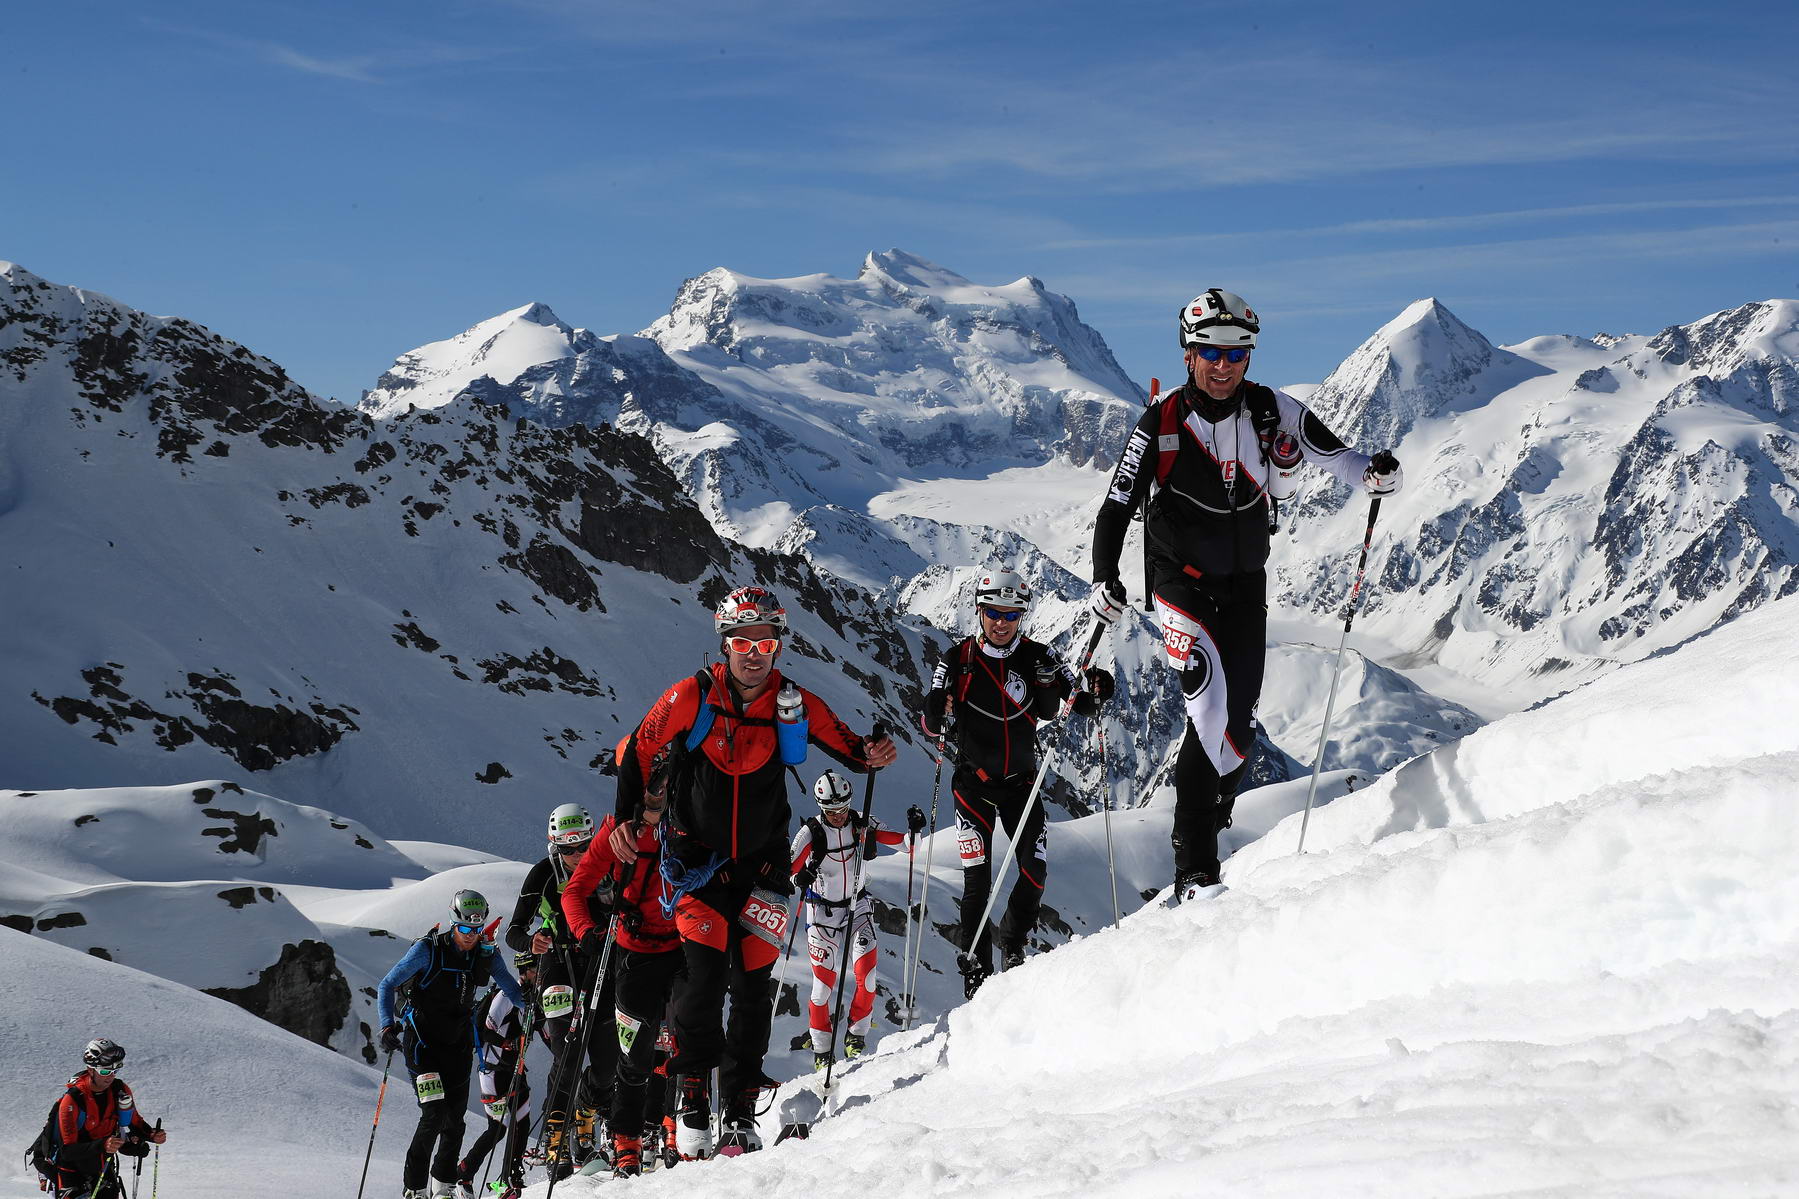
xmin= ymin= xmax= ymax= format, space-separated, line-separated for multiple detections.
xmin=83 ymin=1038 xmax=126 ymax=1069
xmin=513 ymin=950 xmax=538 ymax=972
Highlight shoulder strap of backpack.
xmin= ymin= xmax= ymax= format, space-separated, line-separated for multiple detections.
xmin=682 ymin=669 xmax=716 ymax=752
xmin=1243 ymin=382 xmax=1281 ymax=462
xmin=1152 ymin=387 xmax=1187 ymax=488
xmin=805 ymin=817 xmax=828 ymax=867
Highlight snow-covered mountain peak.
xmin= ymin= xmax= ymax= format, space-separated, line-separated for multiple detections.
xmin=360 ymin=300 xmax=587 ymax=418
xmin=1636 ymin=299 xmax=1799 ymax=415
xmin=1304 ymin=296 xmax=1542 ymax=450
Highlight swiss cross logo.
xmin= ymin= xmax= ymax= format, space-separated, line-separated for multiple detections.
xmin=1244 ymin=307 xmax=1257 ymax=322
xmin=1192 ymin=303 xmax=1208 ymax=317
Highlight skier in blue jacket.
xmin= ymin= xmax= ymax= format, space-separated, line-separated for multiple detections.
xmin=377 ymin=889 xmax=527 ymax=1199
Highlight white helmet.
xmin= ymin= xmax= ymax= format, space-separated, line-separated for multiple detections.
xmin=975 ymin=567 xmax=1032 ymax=612
xmin=547 ymin=802 xmax=595 ymax=849
xmin=813 ymin=770 xmax=853 ymax=813
xmin=714 ymin=585 xmax=789 ymax=636
xmin=1179 ymin=288 xmax=1259 ymax=349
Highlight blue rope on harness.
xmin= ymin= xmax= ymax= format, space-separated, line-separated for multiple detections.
xmin=656 ymin=820 xmax=725 ymax=920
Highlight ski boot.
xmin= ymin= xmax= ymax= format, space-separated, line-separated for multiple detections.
xmin=675 ymin=1073 xmax=714 ymax=1160
xmin=572 ymin=1106 xmax=605 ymax=1168
xmin=1174 ymin=868 xmax=1221 ymax=905
xmin=611 ymin=1132 xmax=642 ymax=1178
xmin=957 ymin=951 xmax=991 ymax=999
xmin=716 ymin=1082 xmax=767 ymax=1156
xmin=453 ymin=1180 xmax=475 ymax=1199
xmin=812 ymin=1049 xmax=833 ymax=1071
xmin=542 ymin=1114 xmax=573 ymax=1182
xmin=660 ymin=1114 xmax=681 ymax=1168
xmin=1001 ymin=943 xmax=1026 ymax=970
xmin=403 ymin=1189 xmax=430 ymax=1199
xmin=429 ymin=1177 xmax=457 ymax=1199
xmin=844 ymin=1032 xmax=866 ymax=1059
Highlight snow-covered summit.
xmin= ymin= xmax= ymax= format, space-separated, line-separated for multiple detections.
xmin=1272 ymin=294 xmax=1799 ymax=705
xmin=361 ymin=300 xmax=589 ymax=418
xmin=358 ymin=251 xmax=1141 ymax=548
xmin=1304 ymin=296 xmax=1547 ymax=450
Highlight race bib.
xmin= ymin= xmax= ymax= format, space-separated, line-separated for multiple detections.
xmin=483 ymin=1096 xmax=509 ymax=1122
xmin=957 ymin=824 xmax=986 ymax=867
xmin=415 ymin=1072 xmax=445 ymax=1103
xmin=541 ymin=984 xmax=575 ymax=1021
xmin=616 ymin=1008 xmax=643 ymax=1054
xmin=738 ymin=887 xmax=791 ymax=948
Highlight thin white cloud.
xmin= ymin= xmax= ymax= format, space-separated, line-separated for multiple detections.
xmin=144 ymin=20 xmax=509 ymax=85
xmin=1039 ymin=195 xmax=1799 ymax=251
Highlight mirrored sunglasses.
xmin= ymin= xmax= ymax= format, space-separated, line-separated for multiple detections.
xmin=1193 ymin=346 xmax=1250 ymax=363
xmin=94 ymin=1066 xmax=118 ymax=1076
xmin=980 ymin=607 xmax=1024 ymax=623
xmin=452 ymin=922 xmax=482 ymax=936
xmin=726 ymin=636 xmax=781 ymax=655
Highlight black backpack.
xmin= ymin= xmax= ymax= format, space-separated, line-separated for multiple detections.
xmin=25 ymin=1085 xmax=80 ymax=1182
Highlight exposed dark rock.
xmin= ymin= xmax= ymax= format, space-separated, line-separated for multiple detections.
xmin=202 ymin=939 xmax=351 ymax=1047
xmin=1 ymin=914 xmax=33 ymax=934
xmin=201 ymin=807 xmax=280 ymax=855
xmin=216 ymin=885 xmax=276 ymax=909
xmin=476 ymin=762 xmax=512 ymax=784
xmin=37 ymin=911 xmax=87 ymax=931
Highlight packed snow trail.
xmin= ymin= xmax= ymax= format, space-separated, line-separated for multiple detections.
xmin=534 ymin=597 xmax=1799 ymax=1197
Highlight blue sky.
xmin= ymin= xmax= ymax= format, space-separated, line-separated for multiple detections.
xmin=6 ymin=0 xmax=1797 ymax=402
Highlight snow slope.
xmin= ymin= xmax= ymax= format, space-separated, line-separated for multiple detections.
xmin=533 ymin=592 xmax=1799 ymax=1198
xmin=0 ymin=932 xmax=410 ymax=1199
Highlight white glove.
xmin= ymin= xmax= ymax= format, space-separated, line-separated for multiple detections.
xmin=1090 ymin=580 xmax=1128 ymax=625
xmin=1363 ymin=450 xmax=1402 ymax=496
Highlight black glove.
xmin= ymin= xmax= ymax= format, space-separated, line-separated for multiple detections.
xmin=617 ymin=905 xmax=643 ymax=935
xmin=380 ymin=1023 xmax=403 ymax=1053
xmin=578 ymin=927 xmax=606 ymax=956
xmin=759 ymin=860 xmax=795 ymax=897
xmin=906 ymin=805 xmax=927 ymax=835
xmin=794 ymin=865 xmax=818 ymax=892
xmin=1083 ymin=667 xmax=1115 ymax=703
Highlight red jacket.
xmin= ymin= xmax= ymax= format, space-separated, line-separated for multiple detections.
xmin=58 ymin=1073 xmax=147 ymax=1146
xmin=622 ymin=664 xmax=871 ymax=872
xmin=561 ymin=816 xmax=680 ymax=954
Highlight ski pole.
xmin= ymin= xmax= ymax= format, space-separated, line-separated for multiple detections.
xmin=486 ymin=1007 xmax=536 ymax=1195
xmin=150 ymin=1136 xmax=159 ymax=1199
xmin=1297 ymin=497 xmax=1384 ymax=855
xmin=967 ymin=618 xmax=1106 ymax=966
xmin=823 ymin=721 xmax=887 ymax=1098
xmin=545 ymin=915 xmax=616 ymax=1199
xmin=1096 ymin=716 xmax=1121 ymax=929
xmin=354 ymin=1048 xmax=394 ymax=1199
xmin=770 ymin=891 xmax=802 ymax=1008
xmin=902 ymin=736 xmax=946 ymax=1030
xmin=901 ymin=813 xmax=917 ymax=1014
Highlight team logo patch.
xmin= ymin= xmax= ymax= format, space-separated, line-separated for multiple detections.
xmin=1004 ymin=672 xmax=1027 ymax=707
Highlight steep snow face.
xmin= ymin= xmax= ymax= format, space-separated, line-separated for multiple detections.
xmin=0 ymin=262 xmax=941 ymax=858
xmin=1270 ymin=297 xmax=1799 ymax=704
xmin=361 ymin=302 xmax=589 ymax=418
